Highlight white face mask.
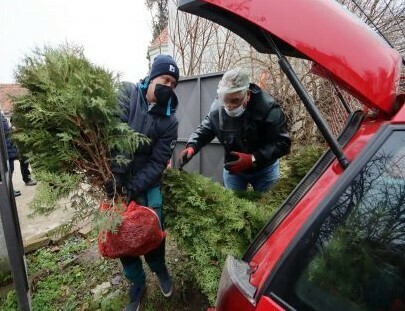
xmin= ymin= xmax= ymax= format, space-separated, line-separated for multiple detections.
xmin=224 ymin=104 xmax=245 ymax=118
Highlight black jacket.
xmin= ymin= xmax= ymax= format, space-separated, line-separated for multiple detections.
xmin=1 ymin=112 xmax=18 ymax=160
xmin=187 ymin=84 xmax=291 ymax=170
xmin=113 ymin=81 xmax=178 ymax=196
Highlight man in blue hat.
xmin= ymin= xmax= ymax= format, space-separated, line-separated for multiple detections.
xmin=105 ymin=54 xmax=179 ymax=310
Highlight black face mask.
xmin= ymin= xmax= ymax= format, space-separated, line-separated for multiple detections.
xmin=154 ymin=84 xmax=175 ymax=107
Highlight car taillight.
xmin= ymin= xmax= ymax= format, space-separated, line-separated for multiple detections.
xmin=215 ymin=255 xmax=257 ymax=310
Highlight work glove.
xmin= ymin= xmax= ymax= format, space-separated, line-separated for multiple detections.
xmin=178 ymin=147 xmax=195 ymax=168
xmin=104 ymin=175 xmax=124 ymax=199
xmin=224 ymin=151 xmax=253 ymax=173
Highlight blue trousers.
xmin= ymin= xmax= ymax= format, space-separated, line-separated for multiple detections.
xmin=120 ymin=186 xmax=166 ymax=286
xmin=223 ymin=160 xmax=280 ymax=192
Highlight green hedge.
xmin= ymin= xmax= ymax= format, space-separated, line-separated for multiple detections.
xmin=162 ymin=145 xmax=324 ymax=303
xmin=162 ymin=169 xmax=272 ymax=302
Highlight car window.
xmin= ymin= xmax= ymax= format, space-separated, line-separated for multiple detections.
xmin=271 ymin=131 xmax=405 ymax=311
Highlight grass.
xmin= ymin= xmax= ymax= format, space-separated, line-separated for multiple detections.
xmin=0 ymin=234 xmax=209 ymax=311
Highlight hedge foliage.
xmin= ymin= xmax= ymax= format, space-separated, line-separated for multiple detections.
xmin=162 ymin=169 xmax=273 ymax=302
xmin=162 ymin=145 xmax=324 ymax=303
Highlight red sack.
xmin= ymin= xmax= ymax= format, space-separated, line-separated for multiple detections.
xmin=98 ymin=200 xmax=166 ymax=258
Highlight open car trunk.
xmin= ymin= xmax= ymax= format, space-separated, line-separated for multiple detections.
xmin=178 ymin=0 xmax=402 ymax=115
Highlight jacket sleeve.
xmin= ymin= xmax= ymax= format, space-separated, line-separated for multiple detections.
xmin=109 ymin=82 xmax=136 ymax=176
xmin=116 ymin=81 xmax=135 ymax=123
xmin=253 ymin=106 xmax=291 ymax=165
xmin=186 ymin=114 xmax=217 ymax=152
xmin=186 ymin=101 xmax=220 ymax=152
xmin=127 ymin=120 xmax=178 ymax=195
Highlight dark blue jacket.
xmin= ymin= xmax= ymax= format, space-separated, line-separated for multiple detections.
xmin=1 ymin=112 xmax=18 ymax=160
xmin=113 ymin=81 xmax=178 ymax=197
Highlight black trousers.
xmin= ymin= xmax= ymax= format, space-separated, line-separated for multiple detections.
xmin=9 ymin=159 xmax=14 ymax=174
xmin=19 ymin=156 xmax=31 ymax=183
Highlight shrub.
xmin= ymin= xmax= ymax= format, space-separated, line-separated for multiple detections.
xmin=162 ymin=169 xmax=275 ymax=303
xmin=162 ymin=144 xmax=324 ymax=304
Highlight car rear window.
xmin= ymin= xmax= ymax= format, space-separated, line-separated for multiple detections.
xmin=270 ymin=130 xmax=405 ymax=311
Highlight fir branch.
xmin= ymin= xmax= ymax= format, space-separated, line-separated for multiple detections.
xmin=11 ymin=43 xmax=146 ymax=233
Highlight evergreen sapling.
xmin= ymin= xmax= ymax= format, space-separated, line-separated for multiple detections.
xmin=11 ymin=44 xmax=148 ymax=233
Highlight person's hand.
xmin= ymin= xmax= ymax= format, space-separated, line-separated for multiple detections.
xmin=178 ymin=147 xmax=195 ymax=168
xmin=224 ymin=151 xmax=253 ymax=173
xmin=104 ymin=176 xmax=124 ymax=199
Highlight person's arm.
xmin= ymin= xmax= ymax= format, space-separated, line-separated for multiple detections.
xmin=186 ymin=101 xmax=219 ymax=152
xmin=186 ymin=115 xmax=216 ymax=152
xmin=104 ymin=83 xmax=137 ymax=198
xmin=127 ymin=120 xmax=178 ymax=195
xmin=116 ymin=81 xmax=135 ymax=123
xmin=178 ymin=113 xmax=217 ymax=169
xmin=178 ymin=101 xmax=219 ymax=168
xmin=110 ymin=81 xmax=138 ymax=175
xmin=253 ymin=106 xmax=291 ymax=165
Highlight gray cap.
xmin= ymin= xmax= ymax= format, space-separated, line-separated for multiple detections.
xmin=217 ymin=68 xmax=250 ymax=94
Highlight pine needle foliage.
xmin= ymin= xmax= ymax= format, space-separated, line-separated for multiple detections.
xmin=162 ymin=145 xmax=325 ymax=304
xmin=11 ymin=44 xmax=147 ymax=224
xmin=162 ymin=170 xmax=276 ymax=303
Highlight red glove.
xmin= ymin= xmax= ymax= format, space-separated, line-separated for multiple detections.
xmin=225 ymin=151 xmax=253 ymax=173
xmin=178 ymin=147 xmax=195 ymax=168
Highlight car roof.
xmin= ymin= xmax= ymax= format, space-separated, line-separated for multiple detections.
xmin=179 ymin=0 xmax=403 ymax=116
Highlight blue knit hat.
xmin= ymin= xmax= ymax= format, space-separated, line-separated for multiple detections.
xmin=149 ymin=54 xmax=179 ymax=83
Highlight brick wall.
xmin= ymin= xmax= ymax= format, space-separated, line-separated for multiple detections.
xmin=0 ymin=84 xmax=27 ymax=116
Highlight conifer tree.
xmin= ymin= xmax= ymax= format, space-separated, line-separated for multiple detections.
xmin=11 ymin=44 xmax=147 ymax=229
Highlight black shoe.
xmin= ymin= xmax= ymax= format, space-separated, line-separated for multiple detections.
xmin=156 ymin=267 xmax=173 ymax=297
xmin=125 ymin=283 xmax=146 ymax=311
xmin=14 ymin=190 xmax=21 ymax=197
xmin=25 ymin=179 xmax=37 ymax=186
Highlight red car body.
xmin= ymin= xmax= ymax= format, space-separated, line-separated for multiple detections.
xmin=179 ymin=1 xmax=404 ymax=310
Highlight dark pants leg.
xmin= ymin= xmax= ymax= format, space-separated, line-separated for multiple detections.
xmin=144 ymin=237 xmax=166 ymax=272
xmin=120 ymin=237 xmax=166 ymax=285
xmin=9 ymin=159 xmax=14 ymax=174
xmin=120 ymin=256 xmax=146 ymax=285
xmin=9 ymin=159 xmax=20 ymax=195
xmin=19 ymin=156 xmax=31 ymax=183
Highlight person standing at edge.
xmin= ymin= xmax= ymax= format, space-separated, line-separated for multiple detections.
xmin=1 ymin=111 xmax=21 ymax=197
xmin=19 ymin=156 xmax=37 ymax=186
xmin=178 ymin=68 xmax=291 ymax=192
xmin=104 ymin=54 xmax=179 ymax=311
xmin=9 ymin=115 xmax=37 ymax=187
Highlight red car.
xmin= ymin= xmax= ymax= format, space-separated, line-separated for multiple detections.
xmin=178 ymin=1 xmax=405 ymax=310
